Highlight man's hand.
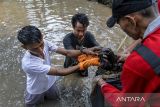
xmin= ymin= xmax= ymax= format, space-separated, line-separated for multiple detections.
xmin=82 ymin=46 xmax=102 ymax=55
xmin=93 ymin=75 xmax=108 ymax=84
xmin=117 ymin=52 xmax=130 ymax=62
xmin=78 ymin=58 xmax=100 ymax=70
xmin=91 ymin=75 xmax=108 ymax=92
xmin=92 ymin=74 xmax=118 ymax=88
xmin=90 ymin=46 xmax=103 ymax=53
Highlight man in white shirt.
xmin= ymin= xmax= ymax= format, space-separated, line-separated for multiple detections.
xmin=17 ymin=25 xmax=100 ymax=106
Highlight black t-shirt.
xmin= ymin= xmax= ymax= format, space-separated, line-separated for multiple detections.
xmin=63 ymin=31 xmax=99 ymax=67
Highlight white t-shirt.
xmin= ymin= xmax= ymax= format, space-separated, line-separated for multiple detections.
xmin=22 ymin=40 xmax=59 ymax=94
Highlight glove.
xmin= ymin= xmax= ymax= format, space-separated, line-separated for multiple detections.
xmin=77 ymin=54 xmax=88 ymax=62
xmin=78 ymin=58 xmax=100 ymax=70
xmin=82 ymin=46 xmax=102 ymax=55
xmin=77 ymin=54 xmax=98 ymax=62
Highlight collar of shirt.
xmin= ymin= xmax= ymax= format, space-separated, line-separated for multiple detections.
xmin=143 ymin=16 xmax=160 ymax=39
xmin=26 ymin=51 xmax=45 ymax=62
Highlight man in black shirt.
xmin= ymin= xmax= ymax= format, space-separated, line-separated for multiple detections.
xmin=63 ymin=13 xmax=99 ymax=76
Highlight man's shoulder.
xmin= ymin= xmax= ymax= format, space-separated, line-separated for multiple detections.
xmin=22 ymin=51 xmax=30 ymax=61
xmin=22 ymin=55 xmax=44 ymax=72
xmin=63 ymin=32 xmax=75 ymax=41
xmin=125 ymin=51 xmax=151 ymax=71
xmin=44 ymin=40 xmax=52 ymax=46
xmin=22 ymin=52 xmax=41 ymax=66
xmin=64 ymin=32 xmax=74 ymax=38
xmin=22 ymin=54 xmax=32 ymax=71
xmin=85 ymin=31 xmax=94 ymax=38
xmin=85 ymin=31 xmax=92 ymax=35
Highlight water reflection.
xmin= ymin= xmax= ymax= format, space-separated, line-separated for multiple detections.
xmin=0 ymin=0 xmax=132 ymax=106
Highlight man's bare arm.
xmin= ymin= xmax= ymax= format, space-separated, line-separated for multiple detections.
xmin=47 ymin=65 xmax=79 ymax=76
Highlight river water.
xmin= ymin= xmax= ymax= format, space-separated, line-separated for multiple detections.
xmin=0 ymin=0 xmax=132 ymax=107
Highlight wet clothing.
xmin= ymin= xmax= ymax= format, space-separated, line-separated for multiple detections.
xmin=63 ymin=31 xmax=99 ymax=67
xmin=63 ymin=31 xmax=99 ymax=76
xmin=21 ymin=40 xmax=59 ymax=105
xmin=63 ymin=31 xmax=102 ymax=106
xmin=63 ymin=31 xmax=99 ymax=52
xmin=101 ymin=16 xmax=160 ymax=107
xmin=25 ymin=83 xmax=60 ymax=107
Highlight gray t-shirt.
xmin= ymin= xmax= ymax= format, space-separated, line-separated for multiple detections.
xmin=63 ymin=31 xmax=99 ymax=67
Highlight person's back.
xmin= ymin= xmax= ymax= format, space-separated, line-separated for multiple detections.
xmin=125 ymin=28 xmax=160 ymax=88
xmin=122 ymin=25 xmax=160 ymax=106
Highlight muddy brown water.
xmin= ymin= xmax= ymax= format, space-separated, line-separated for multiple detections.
xmin=0 ymin=0 xmax=132 ymax=107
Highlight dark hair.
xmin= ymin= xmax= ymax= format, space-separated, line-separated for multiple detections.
xmin=71 ymin=13 xmax=89 ymax=28
xmin=17 ymin=25 xmax=42 ymax=45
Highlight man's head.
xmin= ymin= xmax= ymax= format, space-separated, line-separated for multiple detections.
xmin=17 ymin=25 xmax=44 ymax=56
xmin=71 ymin=13 xmax=89 ymax=40
xmin=107 ymin=0 xmax=158 ymax=40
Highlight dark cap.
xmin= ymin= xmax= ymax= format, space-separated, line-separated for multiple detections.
xmin=107 ymin=0 xmax=153 ymax=28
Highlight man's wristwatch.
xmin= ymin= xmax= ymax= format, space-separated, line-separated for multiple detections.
xmin=80 ymin=46 xmax=86 ymax=53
